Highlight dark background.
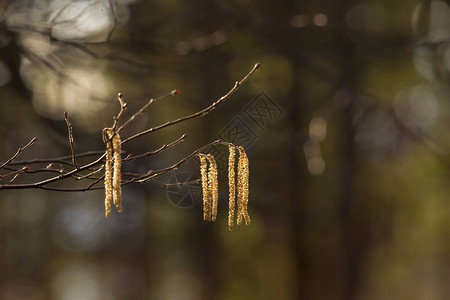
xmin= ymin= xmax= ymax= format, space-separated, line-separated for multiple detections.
xmin=1 ymin=0 xmax=450 ymax=299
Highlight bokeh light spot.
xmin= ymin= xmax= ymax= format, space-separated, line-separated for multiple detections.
xmin=307 ymin=156 xmax=326 ymax=175
xmin=313 ymin=13 xmax=328 ymax=27
xmin=309 ymin=117 xmax=327 ymax=142
xmin=291 ymin=14 xmax=310 ymax=28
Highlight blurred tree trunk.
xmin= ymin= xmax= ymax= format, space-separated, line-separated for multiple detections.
xmin=286 ymin=62 xmax=309 ymax=300
xmin=185 ymin=1 xmax=229 ymax=299
xmin=335 ymin=1 xmax=371 ymax=299
xmin=257 ymin=1 xmax=310 ymax=299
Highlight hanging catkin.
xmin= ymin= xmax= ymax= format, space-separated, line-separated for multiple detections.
xmin=195 ymin=146 xmax=250 ymax=228
xmin=228 ymin=145 xmax=236 ymax=231
xmin=112 ymin=133 xmax=122 ymax=212
xmin=240 ymin=148 xmax=251 ymax=225
xmin=103 ymin=128 xmax=123 ymax=218
xmin=104 ymin=137 xmax=113 ymax=218
xmin=207 ymin=154 xmax=218 ymax=221
xmin=236 ymin=146 xmax=250 ymax=225
xmin=236 ymin=147 xmax=244 ymax=225
xmin=199 ymin=154 xmax=211 ymax=221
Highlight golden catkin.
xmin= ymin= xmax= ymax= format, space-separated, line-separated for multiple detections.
xmin=240 ymin=148 xmax=251 ymax=225
xmin=104 ymin=139 xmax=113 ymax=218
xmin=199 ymin=154 xmax=211 ymax=221
xmin=112 ymin=133 xmax=122 ymax=212
xmin=207 ymin=154 xmax=218 ymax=221
xmin=228 ymin=145 xmax=236 ymax=231
xmin=236 ymin=146 xmax=250 ymax=225
xmin=236 ymin=147 xmax=244 ymax=225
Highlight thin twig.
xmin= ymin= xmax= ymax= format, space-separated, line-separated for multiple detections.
xmin=64 ymin=112 xmax=77 ymax=169
xmin=7 ymin=173 xmax=22 ymax=185
xmin=30 ymin=173 xmax=106 ymax=192
xmin=128 ymin=139 xmax=225 ymax=184
xmin=117 ymin=89 xmax=180 ymax=134
xmin=6 ymin=151 xmax=106 ymax=166
xmin=5 ymin=167 xmax=28 ymax=185
xmin=73 ymin=166 xmax=104 ymax=180
xmin=0 ymin=153 xmax=106 ymax=190
xmin=111 ymin=93 xmax=127 ymax=132
xmin=123 ymin=133 xmax=187 ymax=162
xmin=2 ymin=165 xmax=102 ymax=179
xmin=151 ymin=178 xmax=201 ymax=188
xmin=0 ymin=137 xmax=38 ymax=170
xmin=121 ymin=63 xmax=260 ymax=145
xmin=0 ymin=167 xmax=29 ymax=179
xmin=86 ymin=174 xmax=104 ymax=189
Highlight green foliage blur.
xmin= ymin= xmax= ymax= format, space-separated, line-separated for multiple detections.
xmin=1 ymin=0 xmax=450 ymax=299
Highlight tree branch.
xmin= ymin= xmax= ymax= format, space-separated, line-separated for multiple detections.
xmin=0 ymin=63 xmax=261 ymax=193
xmin=123 ymin=133 xmax=186 ymax=162
xmin=117 ymin=89 xmax=179 ymax=134
xmin=0 ymin=137 xmax=38 ymax=170
xmin=121 ymin=63 xmax=260 ymax=145
xmin=64 ymin=112 xmax=77 ymax=168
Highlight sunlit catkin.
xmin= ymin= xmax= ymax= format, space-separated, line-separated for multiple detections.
xmin=207 ymin=154 xmax=218 ymax=221
xmin=104 ymin=140 xmax=113 ymax=218
xmin=236 ymin=147 xmax=244 ymax=225
xmin=236 ymin=146 xmax=250 ymax=225
xmin=112 ymin=133 xmax=122 ymax=213
xmin=240 ymin=148 xmax=251 ymax=225
xmin=228 ymin=145 xmax=236 ymax=231
xmin=199 ymin=154 xmax=211 ymax=221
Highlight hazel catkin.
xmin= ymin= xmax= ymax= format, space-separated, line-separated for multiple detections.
xmin=236 ymin=146 xmax=250 ymax=225
xmin=197 ymin=145 xmax=250 ymax=229
xmin=104 ymin=138 xmax=113 ymax=218
xmin=112 ymin=133 xmax=122 ymax=213
xmin=207 ymin=154 xmax=218 ymax=221
xmin=199 ymin=154 xmax=211 ymax=221
xmin=228 ymin=145 xmax=236 ymax=231
xmin=103 ymin=129 xmax=123 ymax=218
xmin=240 ymin=148 xmax=251 ymax=225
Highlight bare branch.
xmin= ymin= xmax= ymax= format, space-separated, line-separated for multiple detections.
xmin=151 ymin=178 xmax=201 ymax=188
xmin=0 ymin=63 xmax=261 ymax=194
xmin=121 ymin=63 xmax=260 ymax=145
xmin=0 ymin=137 xmax=38 ymax=170
xmin=7 ymin=151 xmax=106 ymax=166
xmin=7 ymin=172 xmax=22 ymax=185
xmin=117 ymin=89 xmax=179 ymax=134
xmin=123 ymin=133 xmax=186 ymax=162
xmin=73 ymin=166 xmax=104 ymax=180
xmin=0 ymin=153 xmax=105 ymax=190
xmin=0 ymin=167 xmax=29 ymax=179
xmin=5 ymin=167 xmax=28 ymax=185
xmin=126 ymin=139 xmax=225 ymax=184
xmin=111 ymin=93 xmax=127 ymax=132
xmin=29 ymin=173 xmax=106 ymax=192
xmin=64 ymin=112 xmax=77 ymax=168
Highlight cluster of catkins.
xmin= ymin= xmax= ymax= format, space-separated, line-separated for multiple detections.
xmin=199 ymin=145 xmax=250 ymax=231
xmin=103 ymin=129 xmax=122 ymax=218
xmin=102 ymin=133 xmax=250 ymax=227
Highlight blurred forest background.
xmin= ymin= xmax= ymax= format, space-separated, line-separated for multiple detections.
xmin=1 ymin=0 xmax=450 ymax=299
